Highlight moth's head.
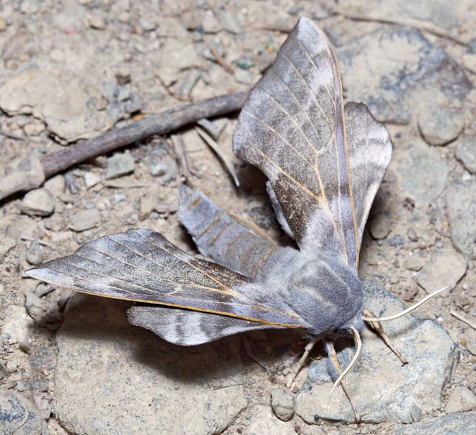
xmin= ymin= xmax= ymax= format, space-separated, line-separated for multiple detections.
xmin=287 ymin=255 xmax=363 ymax=336
xmin=332 ymin=309 xmax=364 ymax=337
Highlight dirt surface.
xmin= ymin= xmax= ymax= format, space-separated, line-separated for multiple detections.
xmin=0 ymin=1 xmax=475 ymax=434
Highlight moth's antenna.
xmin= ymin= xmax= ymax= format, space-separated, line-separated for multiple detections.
xmin=329 ymin=326 xmax=361 ymax=396
xmin=362 ymin=286 xmax=449 ymax=323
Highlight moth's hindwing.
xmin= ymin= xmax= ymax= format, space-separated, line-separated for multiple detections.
xmin=178 ymin=185 xmax=283 ymax=279
xmin=128 ymin=305 xmax=284 ymax=346
xmin=25 ymin=229 xmax=305 ymax=329
xmin=233 ymin=17 xmax=392 ymax=271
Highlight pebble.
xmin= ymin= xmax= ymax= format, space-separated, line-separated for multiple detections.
xmin=247 ymin=406 xmax=296 ymax=435
xmin=44 ymin=174 xmax=65 ymax=199
xmin=369 ymin=213 xmax=391 ymax=239
xmin=0 ymin=17 xmax=6 ymax=31
xmin=26 ymin=240 xmax=43 ymax=265
xmin=0 ymin=390 xmax=42 ymax=435
xmin=106 ymin=151 xmax=135 ymax=179
xmin=446 ymin=181 xmax=476 ymax=259
xmin=89 ymin=16 xmax=106 ymax=30
xmin=417 ymin=247 xmax=467 ymax=292
xmin=202 ymin=10 xmax=221 ymax=34
xmin=295 ymin=280 xmax=456 ymax=423
xmin=6 ymin=216 xmax=39 ymax=241
xmin=54 ymin=295 xmax=247 ymax=435
xmin=23 ymin=118 xmax=45 ymax=136
xmin=44 ymin=215 xmax=66 ymax=232
xmin=1 ymin=305 xmax=34 ymax=349
xmin=21 ymin=188 xmax=55 ymax=216
xmin=6 ymin=360 xmax=18 ymax=372
xmin=147 ymin=153 xmax=177 ymax=184
xmin=418 ymin=106 xmax=465 ymax=146
xmin=455 ymin=136 xmax=476 ymax=173
xmin=218 ymin=11 xmax=242 ymax=34
xmin=393 ymin=140 xmax=448 ymax=207
xmin=234 ymin=68 xmax=258 ymax=86
xmin=445 ymin=386 xmax=476 ymax=413
xmin=405 ymin=255 xmax=425 ymax=271
xmin=394 ymin=411 xmax=476 ymax=435
xmin=84 ymin=172 xmax=101 ymax=189
xmin=69 ymin=208 xmax=101 ymax=232
xmin=270 ymin=387 xmax=294 ymax=421
xmin=139 ymin=18 xmax=156 ymax=32
xmin=140 ymin=195 xmax=157 ymax=220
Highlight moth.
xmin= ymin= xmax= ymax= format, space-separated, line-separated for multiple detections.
xmin=26 ymin=18 xmax=445 ymax=397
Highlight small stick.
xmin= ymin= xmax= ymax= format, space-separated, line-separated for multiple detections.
xmin=330 ymin=7 xmax=468 ymax=46
xmin=0 ymin=91 xmax=248 ymax=203
xmin=196 ymin=127 xmax=240 ymax=187
xmin=210 ymin=47 xmax=235 ymax=74
xmin=451 ymin=310 xmax=476 ymax=330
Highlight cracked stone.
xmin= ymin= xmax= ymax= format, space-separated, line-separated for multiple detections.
xmin=54 ymin=295 xmax=247 ymax=435
xmin=394 ymin=411 xmax=476 ymax=435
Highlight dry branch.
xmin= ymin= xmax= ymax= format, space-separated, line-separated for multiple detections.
xmin=0 ymin=91 xmax=248 ymax=202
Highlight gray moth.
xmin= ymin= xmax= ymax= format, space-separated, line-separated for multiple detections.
xmin=26 ymin=18 xmax=401 ymax=391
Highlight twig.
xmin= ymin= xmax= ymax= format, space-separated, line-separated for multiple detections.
xmin=196 ymin=127 xmax=240 ymax=187
xmin=331 ymin=7 xmax=468 ymax=46
xmin=451 ymin=310 xmax=476 ymax=330
xmin=40 ymin=91 xmax=247 ymax=179
xmin=0 ymin=91 xmax=248 ymax=203
xmin=210 ymin=47 xmax=235 ymax=74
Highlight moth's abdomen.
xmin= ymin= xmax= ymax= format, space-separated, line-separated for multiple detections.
xmin=286 ymin=255 xmax=363 ymax=335
xmin=178 ymin=186 xmax=283 ymax=279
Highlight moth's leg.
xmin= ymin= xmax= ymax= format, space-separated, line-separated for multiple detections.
xmin=326 ymin=341 xmax=360 ymax=422
xmin=363 ymin=308 xmax=408 ymax=365
xmin=240 ymin=335 xmax=271 ymax=375
xmin=179 ymin=185 xmax=285 ymax=279
xmin=286 ymin=337 xmax=318 ymax=388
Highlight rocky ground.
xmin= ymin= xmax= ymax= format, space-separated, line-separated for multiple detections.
xmin=0 ymin=1 xmax=476 ymax=434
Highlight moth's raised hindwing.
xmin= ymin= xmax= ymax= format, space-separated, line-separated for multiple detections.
xmin=233 ymin=17 xmax=392 ymax=270
xmin=25 ymin=229 xmax=304 ymax=330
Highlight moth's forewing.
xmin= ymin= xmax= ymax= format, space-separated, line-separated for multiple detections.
xmin=25 ymin=229 xmax=305 ymax=331
xmin=128 ymin=305 xmax=284 ymax=346
xmin=233 ymin=17 xmax=392 ymax=270
xmin=178 ymin=185 xmax=283 ymax=279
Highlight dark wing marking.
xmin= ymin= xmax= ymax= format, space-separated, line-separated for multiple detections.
xmin=233 ymin=17 xmax=392 ymax=270
xmin=128 ymin=305 xmax=284 ymax=346
xmin=25 ymin=229 xmax=304 ymax=328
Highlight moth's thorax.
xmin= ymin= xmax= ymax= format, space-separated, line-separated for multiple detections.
xmin=274 ymin=252 xmax=363 ymax=336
